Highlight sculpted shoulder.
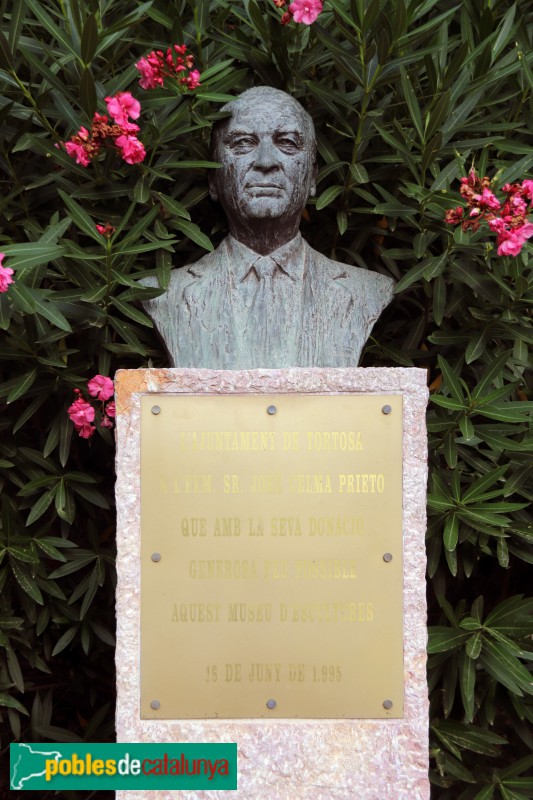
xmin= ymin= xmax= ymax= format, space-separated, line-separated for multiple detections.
xmin=308 ymin=245 xmax=395 ymax=301
xmin=139 ymin=245 xmax=223 ymax=295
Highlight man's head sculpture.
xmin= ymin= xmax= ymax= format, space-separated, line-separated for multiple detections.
xmin=208 ymin=87 xmax=318 ymax=254
xmin=140 ymin=85 xmax=394 ymax=369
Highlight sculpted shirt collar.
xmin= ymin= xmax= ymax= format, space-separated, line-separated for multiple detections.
xmin=225 ymin=233 xmax=306 ymax=283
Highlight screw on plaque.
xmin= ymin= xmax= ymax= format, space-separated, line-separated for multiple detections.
xmin=151 ymin=699 xmax=161 ymax=710
xmin=266 ymin=699 xmax=277 ymax=709
xmin=151 ymin=405 xmax=161 ymax=415
xmin=151 ymin=553 xmax=161 ymax=563
xmin=267 ymin=405 xmax=277 ymax=415
xmin=382 ymin=404 xmax=392 ymax=415
xmin=383 ymin=553 xmax=393 ymax=563
xmin=383 ymin=699 xmax=393 ymax=710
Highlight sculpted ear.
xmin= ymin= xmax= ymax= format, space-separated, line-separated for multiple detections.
xmin=209 ymin=171 xmax=219 ymax=202
xmin=308 ymin=160 xmax=318 ymax=198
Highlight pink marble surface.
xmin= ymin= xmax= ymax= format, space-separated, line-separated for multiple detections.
xmin=115 ymin=368 xmax=429 ymax=800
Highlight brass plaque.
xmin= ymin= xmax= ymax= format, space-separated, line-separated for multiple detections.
xmin=140 ymin=394 xmax=403 ymax=719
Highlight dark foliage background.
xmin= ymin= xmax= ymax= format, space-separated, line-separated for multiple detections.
xmin=1 ymin=0 xmax=532 ymax=797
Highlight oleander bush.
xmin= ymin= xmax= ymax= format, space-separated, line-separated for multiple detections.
xmin=1 ymin=0 xmax=532 ymax=797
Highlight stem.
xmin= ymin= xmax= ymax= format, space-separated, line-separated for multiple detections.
xmin=10 ymin=69 xmax=60 ymax=141
xmin=103 ymin=239 xmax=113 ymax=311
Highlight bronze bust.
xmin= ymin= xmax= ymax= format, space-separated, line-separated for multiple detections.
xmin=141 ymin=87 xmax=394 ymax=368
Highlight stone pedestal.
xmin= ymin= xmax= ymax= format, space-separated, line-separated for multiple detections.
xmin=115 ymin=367 xmax=429 ymax=800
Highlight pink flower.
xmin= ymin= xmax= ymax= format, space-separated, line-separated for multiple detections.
xmin=497 ymin=230 xmax=524 ymax=257
xmin=105 ymin=400 xmax=116 ymax=418
xmin=496 ymin=223 xmax=533 ymax=256
xmin=0 ymin=254 xmax=14 ymax=292
xmin=105 ymin=92 xmax=141 ymax=126
xmin=186 ymin=69 xmax=201 ymax=90
xmin=65 ymin=140 xmax=91 ymax=166
xmin=100 ymin=416 xmax=113 ymax=429
xmin=115 ymin=134 xmax=146 ymax=165
xmin=136 ymin=56 xmax=164 ymax=90
xmin=470 ymin=188 xmax=500 ymax=216
xmin=522 ymin=180 xmax=533 ymax=201
xmin=119 ymin=121 xmax=140 ymax=134
xmin=445 ymin=207 xmax=464 ymax=225
xmin=488 ymin=217 xmax=506 ymax=233
xmin=78 ymin=422 xmax=96 ymax=438
xmin=96 ymin=222 xmax=116 ymax=237
xmin=288 ymin=0 xmax=323 ymax=24
xmin=87 ymin=374 xmax=114 ymax=401
xmin=68 ymin=395 xmax=96 ymax=428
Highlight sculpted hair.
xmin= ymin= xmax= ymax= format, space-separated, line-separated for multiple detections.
xmin=210 ymin=86 xmax=317 ymax=164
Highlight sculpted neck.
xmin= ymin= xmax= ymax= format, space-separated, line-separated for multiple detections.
xmin=227 ymin=217 xmax=301 ymax=255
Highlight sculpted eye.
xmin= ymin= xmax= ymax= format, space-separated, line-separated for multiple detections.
xmin=275 ymin=134 xmax=303 ymax=153
xmin=226 ymin=135 xmax=257 ymax=153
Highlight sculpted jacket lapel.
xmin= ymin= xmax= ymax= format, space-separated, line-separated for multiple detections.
xmin=181 ymin=241 xmax=241 ymax=368
xmin=300 ymin=243 xmax=354 ymax=366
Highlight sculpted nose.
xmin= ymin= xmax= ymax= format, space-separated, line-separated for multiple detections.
xmin=253 ymin=138 xmax=279 ymax=170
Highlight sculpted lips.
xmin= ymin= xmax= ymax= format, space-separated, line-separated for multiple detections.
xmin=245 ymin=182 xmax=285 ymax=196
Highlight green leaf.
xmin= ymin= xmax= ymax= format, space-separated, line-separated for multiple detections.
xmin=431 ymin=396 xmax=465 ymax=410
xmin=472 ymin=786 xmax=495 ymax=800
xmin=437 ymin=355 xmax=465 ymax=402
xmin=0 ymin=31 xmax=14 ymax=70
xmin=25 ymin=0 xmax=78 ymax=58
xmin=59 ymin=191 xmax=101 ymax=242
xmin=48 ymin=553 xmax=97 ymax=579
xmin=465 ymin=328 xmax=491 ymax=364
xmin=373 ymin=202 xmax=418 ymax=220
xmin=400 ymin=67 xmax=424 ymax=142
xmin=479 ymin=403 xmax=532 ymax=422
xmin=155 ymin=192 xmax=191 ymax=221
xmin=6 ymin=644 xmax=24 ymax=692
xmin=316 ymin=185 xmax=344 ymax=210
xmin=1 ymin=243 xmax=65 ymax=271
xmin=133 ymin=173 xmax=151 ymax=204
xmin=459 ymin=650 xmax=476 ymax=723
xmin=156 ymin=160 xmax=221 ymax=170
xmin=12 ymin=395 xmax=45 ymax=436
xmin=80 ymin=13 xmax=98 ymax=63
xmin=349 ymin=164 xmax=369 ymax=184
xmin=6 ymin=369 xmax=37 ymax=404
xmin=10 ymin=560 xmax=43 ymax=604
xmin=31 ymin=292 xmax=72 ymax=332
xmin=479 ymin=639 xmax=533 ymax=695
xmin=25 ymin=488 xmax=55 ymax=526
xmin=492 ymin=5 xmax=517 ymax=61
xmin=427 ymin=494 xmax=454 ymax=511
xmin=428 ymin=626 xmax=468 ymax=653
xmin=336 ymin=210 xmax=347 ymax=235
xmin=462 ymin=465 xmax=508 ymax=504
xmin=81 ymin=285 xmax=107 ymax=303
xmin=472 ymin=352 xmax=511 ymax=398
xmin=52 ymin=626 xmax=79 ymax=657
xmin=394 ymin=255 xmax=443 ymax=293
xmin=172 ymin=219 xmax=213 ymax=252
xmin=111 ymin=298 xmax=153 ymax=327
xmin=34 ymin=539 xmax=67 ymax=562
xmin=0 ymin=693 xmax=29 ymax=714
xmin=443 ymin=513 xmax=459 ymax=551
xmin=431 ymin=720 xmax=506 ymax=756
xmin=80 ymin=67 xmax=97 ymax=118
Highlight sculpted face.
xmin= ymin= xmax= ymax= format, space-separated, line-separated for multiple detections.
xmin=210 ymin=89 xmax=317 ymax=228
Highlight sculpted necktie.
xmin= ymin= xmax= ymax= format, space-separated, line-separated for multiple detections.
xmin=249 ymin=256 xmax=277 ymax=361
